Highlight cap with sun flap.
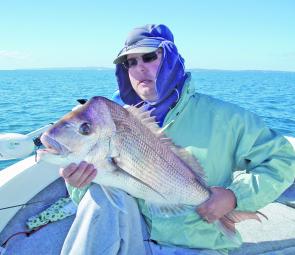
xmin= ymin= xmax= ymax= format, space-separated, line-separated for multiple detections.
xmin=113 ymin=24 xmax=174 ymax=64
xmin=114 ymin=23 xmax=187 ymax=125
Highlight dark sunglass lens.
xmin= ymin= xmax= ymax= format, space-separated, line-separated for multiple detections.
xmin=127 ymin=58 xmax=138 ymax=69
xmin=142 ymin=52 xmax=158 ymax=63
xmin=122 ymin=58 xmax=137 ymax=69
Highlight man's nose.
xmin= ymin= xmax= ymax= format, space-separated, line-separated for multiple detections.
xmin=135 ymin=59 xmax=147 ymax=72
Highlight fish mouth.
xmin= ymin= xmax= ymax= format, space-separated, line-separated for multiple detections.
xmin=40 ymin=134 xmax=70 ymax=156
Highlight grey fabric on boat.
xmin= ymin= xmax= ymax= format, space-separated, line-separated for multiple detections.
xmin=1 ymin=179 xmax=294 ymax=254
xmin=0 ymin=178 xmax=74 ymax=255
xmin=1 ymin=216 xmax=74 ymax=255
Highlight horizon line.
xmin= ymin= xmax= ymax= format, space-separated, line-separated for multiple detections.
xmin=0 ymin=66 xmax=295 ymax=73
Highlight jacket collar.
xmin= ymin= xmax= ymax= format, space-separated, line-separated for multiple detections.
xmin=163 ymin=72 xmax=197 ymax=126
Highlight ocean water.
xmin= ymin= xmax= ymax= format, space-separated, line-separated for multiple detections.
xmin=0 ymin=69 xmax=294 ymax=169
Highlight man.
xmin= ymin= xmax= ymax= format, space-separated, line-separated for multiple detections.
xmin=60 ymin=24 xmax=295 ymax=255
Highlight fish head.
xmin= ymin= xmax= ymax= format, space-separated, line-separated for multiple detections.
xmin=38 ymin=96 xmax=117 ymax=166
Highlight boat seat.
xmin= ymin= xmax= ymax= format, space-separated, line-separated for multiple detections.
xmin=0 ymin=178 xmax=74 ymax=255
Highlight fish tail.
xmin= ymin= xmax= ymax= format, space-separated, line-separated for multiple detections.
xmin=215 ymin=210 xmax=267 ymax=244
xmin=224 ymin=210 xmax=268 ymax=223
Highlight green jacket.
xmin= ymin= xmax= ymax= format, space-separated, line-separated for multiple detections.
xmin=67 ymin=74 xmax=295 ymax=252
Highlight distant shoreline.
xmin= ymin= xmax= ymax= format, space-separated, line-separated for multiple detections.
xmin=0 ymin=67 xmax=294 ymax=73
xmin=0 ymin=67 xmax=114 ymax=71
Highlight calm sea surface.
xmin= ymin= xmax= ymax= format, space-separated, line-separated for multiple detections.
xmin=0 ymin=69 xmax=294 ymax=169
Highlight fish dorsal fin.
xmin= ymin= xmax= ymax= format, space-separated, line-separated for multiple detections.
xmin=171 ymin=146 xmax=206 ymax=185
xmin=126 ymin=105 xmax=205 ymax=182
xmin=125 ymin=105 xmax=167 ymax=140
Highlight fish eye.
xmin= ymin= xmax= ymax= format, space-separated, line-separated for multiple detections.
xmin=79 ymin=122 xmax=92 ymax=135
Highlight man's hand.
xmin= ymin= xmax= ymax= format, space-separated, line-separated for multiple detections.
xmin=196 ymin=187 xmax=237 ymax=223
xmin=59 ymin=161 xmax=97 ymax=188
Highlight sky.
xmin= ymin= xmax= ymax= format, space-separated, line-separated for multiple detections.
xmin=0 ymin=0 xmax=295 ymax=71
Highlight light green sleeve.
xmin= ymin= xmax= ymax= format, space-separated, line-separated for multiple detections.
xmin=228 ymin=110 xmax=295 ymax=212
xmin=65 ymin=182 xmax=91 ymax=205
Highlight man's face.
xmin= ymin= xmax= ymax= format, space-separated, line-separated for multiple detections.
xmin=126 ymin=49 xmax=162 ymax=102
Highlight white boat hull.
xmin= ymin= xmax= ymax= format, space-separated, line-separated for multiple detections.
xmin=0 ymin=157 xmax=60 ymax=232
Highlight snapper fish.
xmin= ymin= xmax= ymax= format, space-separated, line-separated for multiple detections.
xmin=38 ymin=96 xmax=265 ymax=240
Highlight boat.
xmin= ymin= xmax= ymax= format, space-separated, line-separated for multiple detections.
xmin=0 ymin=126 xmax=294 ymax=254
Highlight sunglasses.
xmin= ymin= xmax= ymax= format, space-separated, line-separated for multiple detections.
xmin=122 ymin=51 xmax=159 ymax=69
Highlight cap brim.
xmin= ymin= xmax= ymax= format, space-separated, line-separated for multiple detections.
xmin=113 ymin=47 xmax=158 ymax=64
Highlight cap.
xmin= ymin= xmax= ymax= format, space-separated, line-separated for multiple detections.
xmin=113 ymin=24 xmax=174 ymax=64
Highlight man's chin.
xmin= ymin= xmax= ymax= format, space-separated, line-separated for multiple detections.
xmin=136 ymin=85 xmax=157 ymax=102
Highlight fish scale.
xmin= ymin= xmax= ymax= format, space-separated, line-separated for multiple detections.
xmin=113 ymin=117 xmax=210 ymax=204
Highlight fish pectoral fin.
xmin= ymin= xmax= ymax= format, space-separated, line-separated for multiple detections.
xmin=109 ymin=134 xmax=120 ymax=158
xmin=145 ymin=202 xmax=194 ymax=218
xmin=100 ymin=186 xmax=127 ymax=214
xmin=111 ymin=160 xmax=168 ymax=201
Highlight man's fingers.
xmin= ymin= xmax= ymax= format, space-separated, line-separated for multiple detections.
xmin=196 ymin=199 xmax=213 ymax=216
xmin=67 ymin=161 xmax=89 ymax=181
xmin=197 ymin=211 xmax=216 ymax=223
xmin=196 ymin=186 xmax=237 ymax=224
xmin=59 ymin=163 xmax=77 ymax=178
xmin=76 ymin=164 xmax=96 ymax=187
xmin=196 ymin=198 xmax=217 ymax=223
xmin=78 ymin=168 xmax=97 ymax=188
xmin=196 ymin=205 xmax=209 ymax=222
xmin=59 ymin=161 xmax=97 ymax=188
